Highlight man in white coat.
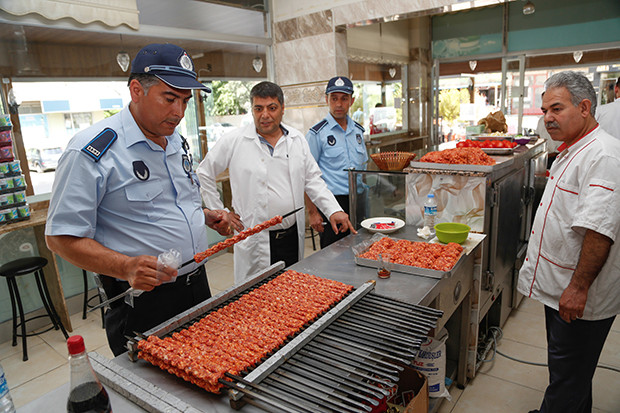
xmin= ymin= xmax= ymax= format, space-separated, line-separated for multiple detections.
xmin=197 ymin=81 xmax=355 ymax=283
xmin=595 ymin=76 xmax=620 ymax=139
xmin=518 ymin=71 xmax=620 ymax=413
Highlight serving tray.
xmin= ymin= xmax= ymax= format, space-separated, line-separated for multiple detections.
xmin=352 ymin=233 xmax=465 ymax=279
xmin=481 ymin=147 xmax=514 ymax=155
xmin=470 ymin=134 xmax=515 ymax=141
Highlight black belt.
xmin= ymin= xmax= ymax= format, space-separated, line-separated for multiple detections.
xmin=99 ymin=265 xmax=206 ymax=299
xmin=173 ymin=265 xmax=205 ymax=286
xmin=270 ymin=223 xmax=297 ymax=240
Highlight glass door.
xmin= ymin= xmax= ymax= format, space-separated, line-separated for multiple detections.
xmin=501 ymin=55 xmax=525 ymax=134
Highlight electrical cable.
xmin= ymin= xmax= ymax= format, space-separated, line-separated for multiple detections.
xmin=478 ymin=326 xmax=620 ymax=373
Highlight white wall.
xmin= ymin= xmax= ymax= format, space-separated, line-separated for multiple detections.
xmin=272 ymin=0 xmax=358 ymax=22
xmin=273 ymin=0 xmax=472 ymax=26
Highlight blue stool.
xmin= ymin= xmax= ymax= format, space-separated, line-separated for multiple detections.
xmin=0 ymin=257 xmax=69 ymax=361
xmin=81 ymin=270 xmax=105 ymax=328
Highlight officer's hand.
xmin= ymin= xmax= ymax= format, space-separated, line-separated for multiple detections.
xmin=124 ymin=255 xmax=176 ymax=291
xmin=205 ymin=209 xmax=244 ymax=236
xmin=329 ymin=212 xmax=357 ymax=235
xmin=309 ymin=210 xmax=325 ymax=233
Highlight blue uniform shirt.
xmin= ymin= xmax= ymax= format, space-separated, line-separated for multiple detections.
xmin=45 ymin=106 xmax=208 ymax=275
xmin=306 ymin=113 xmax=368 ymax=196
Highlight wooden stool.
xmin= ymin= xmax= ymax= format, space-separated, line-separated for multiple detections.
xmin=0 ymin=257 xmax=69 ymax=361
xmin=81 ymin=270 xmax=105 ymax=328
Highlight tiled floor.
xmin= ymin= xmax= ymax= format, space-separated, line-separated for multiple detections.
xmin=2 ymin=235 xmax=619 ymax=411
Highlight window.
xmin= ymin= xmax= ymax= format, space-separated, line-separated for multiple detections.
xmin=353 ymin=81 xmax=404 ymax=137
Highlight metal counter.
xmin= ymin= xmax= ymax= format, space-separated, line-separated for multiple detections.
xmin=109 ymin=226 xmax=480 ymax=412
xmin=291 ymin=225 xmax=482 ymax=391
xmin=20 ymin=227 xmax=482 ymax=413
xmin=290 ymin=227 xmax=439 ymax=306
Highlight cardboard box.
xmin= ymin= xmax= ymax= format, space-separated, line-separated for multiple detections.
xmin=386 ymin=365 xmax=429 ymax=413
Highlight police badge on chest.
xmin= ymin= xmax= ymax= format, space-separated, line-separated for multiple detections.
xmin=133 ymin=161 xmax=150 ymax=181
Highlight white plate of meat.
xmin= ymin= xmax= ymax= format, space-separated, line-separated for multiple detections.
xmin=361 ymin=217 xmax=405 ymax=234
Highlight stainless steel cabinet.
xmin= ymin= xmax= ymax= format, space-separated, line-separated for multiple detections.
xmin=348 ymin=140 xmax=547 ymax=379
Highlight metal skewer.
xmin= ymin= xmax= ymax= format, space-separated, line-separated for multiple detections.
xmin=179 ymin=206 xmax=304 ymax=268
xmin=89 ymin=207 xmax=304 ymax=312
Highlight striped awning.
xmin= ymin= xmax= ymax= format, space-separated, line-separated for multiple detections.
xmin=0 ymin=0 xmax=139 ymax=30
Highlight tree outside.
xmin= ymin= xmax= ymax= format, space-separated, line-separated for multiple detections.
xmin=438 ymin=88 xmax=470 ymax=141
xmin=438 ymin=88 xmax=470 ymax=123
xmin=208 ymin=80 xmax=255 ymax=116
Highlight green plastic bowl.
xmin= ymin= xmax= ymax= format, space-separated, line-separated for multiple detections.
xmin=434 ymin=222 xmax=470 ymax=244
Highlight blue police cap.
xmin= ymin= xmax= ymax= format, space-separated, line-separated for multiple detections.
xmin=131 ymin=44 xmax=211 ymax=92
xmin=326 ymin=76 xmax=354 ymax=95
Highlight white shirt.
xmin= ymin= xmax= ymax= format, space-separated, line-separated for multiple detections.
xmin=596 ymin=99 xmax=620 ymax=140
xmin=197 ymin=122 xmax=342 ymax=283
xmin=518 ymin=126 xmax=620 ymax=320
xmin=263 ymin=137 xmax=296 ymax=230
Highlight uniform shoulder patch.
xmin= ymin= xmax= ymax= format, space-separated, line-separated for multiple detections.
xmin=310 ymin=119 xmax=328 ymax=133
xmin=354 ymin=121 xmax=365 ymax=133
xmin=81 ymin=128 xmax=117 ymax=162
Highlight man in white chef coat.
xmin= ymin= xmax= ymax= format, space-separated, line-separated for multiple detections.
xmin=197 ymin=81 xmax=355 ymax=283
xmin=595 ymin=76 xmax=620 ymax=139
xmin=518 ymin=71 xmax=620 ymax=413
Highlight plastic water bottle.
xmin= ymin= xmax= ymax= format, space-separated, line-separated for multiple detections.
xmin=424 ymin=193 xmax=438 ymax=235
xmin=0 ymin=363 xmax=16 ymax=413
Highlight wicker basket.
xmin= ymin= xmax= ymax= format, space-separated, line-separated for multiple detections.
xmin=370 ymin=151 xmax=416 ymax=171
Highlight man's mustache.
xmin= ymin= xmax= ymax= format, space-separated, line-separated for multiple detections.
xmin=546 ymin=121 xmax=560 ymax=129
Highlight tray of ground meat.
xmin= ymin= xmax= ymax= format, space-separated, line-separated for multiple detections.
xmin=352 ymin=233 xmax=465 ymax=279
xmin=418 ymin=147 xmax=496 ymax=166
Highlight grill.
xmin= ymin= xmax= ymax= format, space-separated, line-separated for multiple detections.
xmin=125 ymin=263 xmax=442 ymax=413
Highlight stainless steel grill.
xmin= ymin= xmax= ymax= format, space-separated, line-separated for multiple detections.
xmin=125 ymin=263 xmax=442 ymax=413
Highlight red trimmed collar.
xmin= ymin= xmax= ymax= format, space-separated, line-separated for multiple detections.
xmin=556 ymin=124 xmax=598 ymax=152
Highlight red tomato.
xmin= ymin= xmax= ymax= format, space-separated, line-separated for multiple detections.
xmin=457 ymin=141 xmax=465 ymax=148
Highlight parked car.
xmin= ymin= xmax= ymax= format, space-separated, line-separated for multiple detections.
xmin=369 ymin=107 xmax=397 ymax=135
xmin=204 ymin=122 xmax=237 ymax=150
xmin=27 ymin=146 xmax=63 ymax=172
xmin=209 ymin=122 xmax=236 ymax=141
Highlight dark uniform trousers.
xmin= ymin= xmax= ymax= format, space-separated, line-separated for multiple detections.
xmin=269 ymin=222 xmax=299 ymax=269
xmin=318 ymin=194 xmax=366 ymax=249
xmin=101 ymin=265 xmax=211 ymax=356
xmin=538 ymin=306 xmax=615 ymax=413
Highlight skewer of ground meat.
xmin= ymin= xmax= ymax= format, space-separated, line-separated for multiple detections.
xmin=137 ymin=270 xmax=353 ymax=393
xmin=193 ymin=215 xmax=283 ymax=262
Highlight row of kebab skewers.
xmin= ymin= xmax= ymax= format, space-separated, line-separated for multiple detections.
xmin=137 ymin=270 xmax=354 ymax=393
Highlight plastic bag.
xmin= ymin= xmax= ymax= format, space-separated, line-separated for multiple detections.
xmin=125 ymin=249 xmax=181 ymax=307
xmin=157 ymin=248 xmax=181 ymax=283
xmin=413 ymin=327 xmax=451 ymax=400
xmin=477 ymin=110 xmax=507 ymax=133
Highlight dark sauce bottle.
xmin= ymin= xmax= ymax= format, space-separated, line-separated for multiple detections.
xmin=66 ymin=335 xmax=112 ymax=413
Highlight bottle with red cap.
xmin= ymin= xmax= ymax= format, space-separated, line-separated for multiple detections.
xmin=66 ymin=335 xmax=111 ymax=413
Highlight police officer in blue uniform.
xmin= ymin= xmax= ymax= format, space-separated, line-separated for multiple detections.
xmin=45 ymin=44 xmax=242 ymax=356
xmin=305 ymin=76 xmax=369 ymax=248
